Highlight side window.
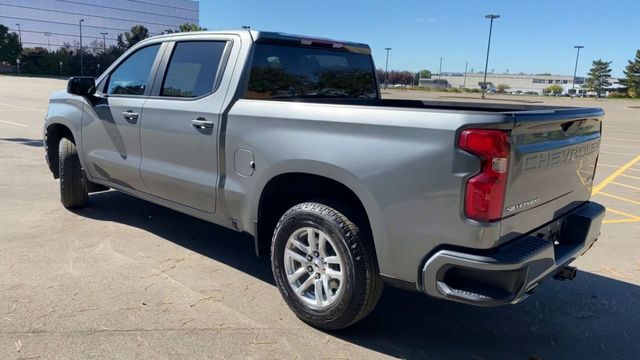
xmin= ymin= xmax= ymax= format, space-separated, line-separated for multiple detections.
xmin=161 ymin=41 xmax=227 ymax=98
xmin=107 ymin=44 xmax=160 ymax=96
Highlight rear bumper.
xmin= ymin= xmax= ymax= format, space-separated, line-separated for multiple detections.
xmin=420 ymin=201 xmax=605 ymax=306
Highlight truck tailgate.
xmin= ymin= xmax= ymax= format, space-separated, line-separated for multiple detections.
xmin=500 ymin=107 xmax=604 ymax=239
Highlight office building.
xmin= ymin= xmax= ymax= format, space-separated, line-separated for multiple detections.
xmin=1 ymin=0 xmax=199 ymax=51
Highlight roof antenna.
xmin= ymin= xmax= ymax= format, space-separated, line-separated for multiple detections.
xmin=242 ymin=25 xmax=254 ymax=41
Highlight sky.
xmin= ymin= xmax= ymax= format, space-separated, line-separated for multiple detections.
xmin=199 ymin=0 xmax=639 ymax=78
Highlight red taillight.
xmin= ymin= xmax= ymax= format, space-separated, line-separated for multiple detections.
xmin=458 ymin=129 xmax=510 ymax=222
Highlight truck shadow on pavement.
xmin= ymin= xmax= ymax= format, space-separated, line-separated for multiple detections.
xmin=341 ymin=275 xmax=640 ymax=359
xmin=76 ymin=190 xmax=640 ymax=360
xmin=0 ymin=137 xmax=44 ymax=147
xmin=75 ymin=190 xmax=274 ymax=284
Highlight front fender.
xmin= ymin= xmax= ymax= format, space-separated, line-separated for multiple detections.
xmin=44 ymin=91 xmax=87 ymax=176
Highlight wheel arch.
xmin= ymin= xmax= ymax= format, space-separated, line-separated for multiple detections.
xmin=251 ymin=163 xmax=388 ymax=267
xmin=44 ymin=121 xmax=79 ymax=179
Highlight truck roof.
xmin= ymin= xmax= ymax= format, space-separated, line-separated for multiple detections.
xmin=147 ymin=29 xmax=371 ymax=54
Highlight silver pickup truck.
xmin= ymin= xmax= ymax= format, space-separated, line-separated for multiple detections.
xmin=44 ymin=30 xmax=605 ymax=330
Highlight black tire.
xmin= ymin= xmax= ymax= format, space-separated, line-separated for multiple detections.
xmin=58 ymin=137 xmax=88 ymax=208
xmin=271 ymin=202 xmax=383 ymax=330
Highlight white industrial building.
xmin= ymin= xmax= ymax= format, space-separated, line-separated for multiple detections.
xmin=420 ymin=73 xmax=623 ymax=96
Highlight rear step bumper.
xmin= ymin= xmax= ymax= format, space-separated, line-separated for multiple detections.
xmin=421 ymin=201 xmax=605 ymax=306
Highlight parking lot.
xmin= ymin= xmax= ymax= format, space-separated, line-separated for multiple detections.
xmin=1 ymin=75 xmax=639 ymax=359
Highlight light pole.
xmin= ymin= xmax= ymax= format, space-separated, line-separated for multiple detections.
xmin=384 ymin=47 xmax=392 ymax=89
xmin=481 ymin=14 xmax=500 ymax=99
xmin=79 ymin=19 xmax=84 ymax=75
xmin=15 ymin=23 xmax=21 ymax=45
xmin=571 ymin=45 xmax=584 ymax=97
xmin=463 ymin=60 xmax=468 ymax=89
xmin=100 ymin=32 xmax=108 ymax=51
xmin=44 ymin=32 xmax=51 ymax=52
xmin=438 ymin=57 xmax=442 ymax=79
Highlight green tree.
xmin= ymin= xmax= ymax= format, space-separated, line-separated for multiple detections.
xmin=117 ymin=25 xmax=150 ymax=50
xmin=621 ymin=50 xmax=640 ymax=98
xmin=20 ymin=47 xmax=49 ymax=74
xmin=545 ymin=84 xmax=563 ymax=95
xmin=584 ymin=59 xmax=612 ymax=97
xmin=496 ymin=84 xmax=510 ymax=93
xmin=419 ymin=69 xmax=432 ymax=79
xmin=163 ymin=23 xmax=208 ymax=34
xmin=179 ymin=23 xmax=207 ymax=32
xmin=0 ymin=25 xmax=23 ymax=63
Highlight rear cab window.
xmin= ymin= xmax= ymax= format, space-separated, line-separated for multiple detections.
xmin=161 ymin=41 xmax=227 ymax=98
xmin=246 ymin=42 xmax=379 ymax=100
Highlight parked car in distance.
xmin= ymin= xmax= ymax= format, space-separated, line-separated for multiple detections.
xmin=44 ymin=30 xmax=605 ymax=329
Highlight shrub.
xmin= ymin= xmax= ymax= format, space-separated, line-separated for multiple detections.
xmin=496 ymin=84 xmax=510 ymax=93
xmin=607 ymin=92 xmax=629 ymax=98
xmin=544 ymin=84 xmax=563 ymax=95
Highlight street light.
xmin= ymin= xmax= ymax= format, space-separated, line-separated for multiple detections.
xmin=438 ymin=57 xmax=443 ymax=79
xmin=15 ymin=23 xmax=22 ymax=44
xmin=571 ymin=45 xmax=584 ymax=97
xmin=79 ymin=19 xmax=85 ymax=75
xmin=44 ymin=32 xmax=51 ymax=52
xmin=481 ymin=14 xmax=500 ymax=99
xmin=384 ymin=47 xmax=392 ymax=89
xmin=100 ymin=32 xmax=108 ymax=51
xmin=15 ymin=23 xmax=21 ymax=45
xmin=463 ymin=60 xmax=468 ymax=89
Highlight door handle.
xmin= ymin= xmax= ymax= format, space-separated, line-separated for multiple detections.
xmin=191 ymin=118 xmax=214 ymax=129
xmin=122 ymin=110 xmax=139 ymax=122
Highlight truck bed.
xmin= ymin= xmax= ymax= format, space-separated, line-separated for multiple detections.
xmin=268 ymin=97 xmax=596 ymax=114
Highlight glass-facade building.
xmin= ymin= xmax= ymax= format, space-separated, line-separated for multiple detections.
xmin=0 ymin=0 xmax=199 ymax=51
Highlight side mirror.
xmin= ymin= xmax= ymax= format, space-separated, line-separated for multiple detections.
xmin=67 ymin=77 xmax=96 ymax=96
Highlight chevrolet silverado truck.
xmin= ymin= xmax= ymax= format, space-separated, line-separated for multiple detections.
xmin=44 ymin=30 xmax=605 ymax=330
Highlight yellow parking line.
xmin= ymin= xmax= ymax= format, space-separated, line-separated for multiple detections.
xmin=597 ymin=164 xmax=627 ymax=168
xmin=604 ymin=128 xmax=640 ymax=132
xmin=601 ymin=143 xmax=640 ymax=149
xmin=611 ymin=181 xmax=640 ymax=191
xmin=605 ymin=132 xmax=640 ymax=137
xmin=603 ymin=218 xmax=640 ymax=224
xmin=620 ymin=174 xmax=640 ymax=181
xmin=606 ymin=207 xmax=640 ymax=220
xmin=603 ymin=137 xmax=639 ymax=142
xmin=600 ymin=151 xmax=637 ymax=156
xmin=592 ymin=154 xmax=640 ymax=195
xmin=597 ymin=192 xmax=640 ymax=205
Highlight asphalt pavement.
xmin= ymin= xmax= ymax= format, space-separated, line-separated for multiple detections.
xmin=1 ymin=76 xmax=639 ymax=359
